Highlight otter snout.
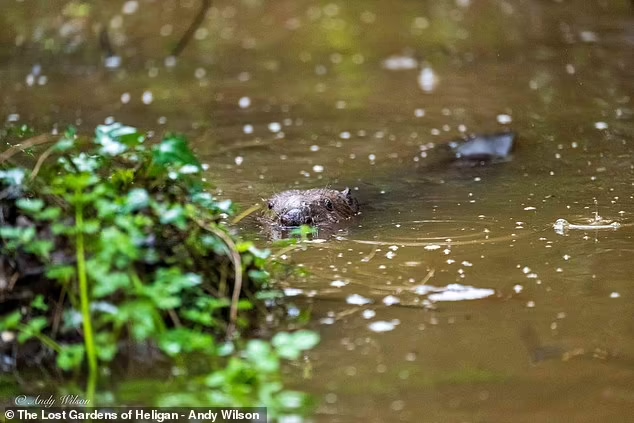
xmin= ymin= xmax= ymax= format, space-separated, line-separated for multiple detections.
xmin=279 ymin=208 xmax=313 ymax=226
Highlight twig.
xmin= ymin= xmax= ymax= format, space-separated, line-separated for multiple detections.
xmin=231 ymin=203 xmax=261 ymax=225
xmin=30 ymin=143 xmax=58 ymax=180
xmin=193 ymin=216 xmax=242 ymax=339
xmin=171 ymin=0 xmax=212 ymax=58
xmin=0 ymin=134 xmax=55 ymax=164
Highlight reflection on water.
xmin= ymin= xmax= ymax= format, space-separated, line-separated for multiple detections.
xmin=2 ymin=0 xmax=634 ymax=421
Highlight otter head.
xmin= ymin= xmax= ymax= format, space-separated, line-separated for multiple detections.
xmin=266 ymin=188 xmax=359 ymax=227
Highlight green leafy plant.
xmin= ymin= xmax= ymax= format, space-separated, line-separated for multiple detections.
xmin=0 ymin=122 xmax=318 ymax=419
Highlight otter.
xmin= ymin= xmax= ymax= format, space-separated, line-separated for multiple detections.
xmin=265 ymin=188 xmax=359 ymax=227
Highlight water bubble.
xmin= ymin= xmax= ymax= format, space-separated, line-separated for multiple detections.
xmin=368 ymin=321 xmax=398 ymax=332
xmin=243 ymin=124 xmax=253 ymax=134
xmin=382 ymin=55 xmax=417 ymax=70
xmin=283 ymin=288 xmax=302 ymax=297
xmin=164 ymin=56 xmax=177 ymax=68
xmin=238 ymin=96 xmax=251 ymax=108
xmin=360 ymin=10 xmax=376 ymax=23
xmin=268 ymin=122 xmax=281 ymax=133
xmin=312 ymin=165 xmax=324 ymax=173
xmin=194 ymin=68 xmax=206 ymax=79
xmin=594 ymin=122 xmax=608 ymax=130
xmin=346 ymin=294 xmax=372 ymax=305
xmin=579 ymin=31 xmax=598 ymax=42
xmin=234 ymin=156 xmax=244 ymax=166
xmin=122 ymin=0 xmax=139 ymax=14
xmin=160 ymin=24 xmax=173 ymax=37
xmin=382 ymin=295 xmax=400 ymax=305
xmin=362 ymin=309 xmax=376 ymax=319
xmin=120 ymin=92 xmax=131 ymax=104
xmin=417 ymin=67 xmax=437 ymax=92
xmin=104 ymin=56 xmax=122 ymax=69
xmin=194 ymin=28 xmax=208 ymax=40
xmin=142 ymin=91 xmax=153 ymax=104
xmin=497 ymin=114 xmax=512 ymax=124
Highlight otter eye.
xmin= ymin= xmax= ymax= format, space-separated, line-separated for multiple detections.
xmin=324 ymin=198 xmax=334 ymax=211
xmin=267 ymin=201 xmax=274 ymax=210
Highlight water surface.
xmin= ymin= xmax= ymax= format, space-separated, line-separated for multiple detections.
xmin=2 ymin=0 xmax=633 ymax=421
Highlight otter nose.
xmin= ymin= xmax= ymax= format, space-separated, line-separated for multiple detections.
xmin=280 ymin=208 xmax=312 ymax=226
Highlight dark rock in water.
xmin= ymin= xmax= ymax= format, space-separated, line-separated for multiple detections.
xmin=265 ymin=187 xmax=359 ymax=228
xmin=449 ymin=132 xmax=516 ymax=162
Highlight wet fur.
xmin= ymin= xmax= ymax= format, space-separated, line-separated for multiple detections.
xmin=266 ymin=188 xmax=359 ymax=227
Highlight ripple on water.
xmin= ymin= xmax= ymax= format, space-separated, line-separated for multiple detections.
xmin=352 ymin=218 xmax=528 ymax=247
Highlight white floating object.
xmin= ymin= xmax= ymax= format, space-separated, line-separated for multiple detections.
xmin=238 ymin=96 xmax=251 ymax=108
xmin=368 ymin=320 xmax=399 ymax=332
xmin=382 ymin=55 xmax=418 ymax=70
xmin=382 ymin=295 xmax=400 ymax=306
xmin=284 ymin=288 xmax=303 ymax=297
xmin=417 ymin=67 xmax=438 ymax=92
xmin=497 ymin=114 xmax=512 ymax=124
xmin=427 ymin=284 xmax=495 ymax=302
xmin=362 ymin=309 xmax=376 ymax=319
xmin=346 ymin=294 xmax=373 ymax=305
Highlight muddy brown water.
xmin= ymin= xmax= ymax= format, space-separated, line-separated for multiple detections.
xmin=2 ymin=0 xmax=634 ymax=421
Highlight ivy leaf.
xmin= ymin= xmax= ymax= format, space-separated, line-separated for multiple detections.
xmin=57 ymin=344 xmax=85 ymax=371
xmin=95 ymin=332 xmax=118 ymax=362
xmin=46 ymin=265 xmax=76 ymax=284
xmin=30 ymin=295 xmax=49 ymax=312
xmin=0 ymin=311 xmax=23 ymax=330
xmin=16 ymin=198 xmax=44 ymax=213
xmin=123 ymin=188 xmax=150 ymax=212
xmin=158 ymin=329 xmax=215 ymax=356
xmin=17 ymin=317 xmax=48 ymax=343
xmin=95 ymin=123 xmax=143 ymax=156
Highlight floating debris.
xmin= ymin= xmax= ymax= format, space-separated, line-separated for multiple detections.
xmin=413 ymin=283 xmax=495 ymax=302
xmin=346 ymin=294 xmax=373 ymax=305
xmin=362 ymin=310 xmax=376 ymax=319
xmin=284 ymin=288 xmax=303 ymax=297
xmin=368 ymin=320 xmax=400 ymax=332
xmin=427 ymin=284 xmax=495 ymax=302
xmin=382 ymin=295 xmax=400 ymax=306
xmin=417 ymin=66 xmax=438 ymax=92
xmin=382 ymin=55 xmax=418 ymax=70
xmin=553 ymin=218 xmax=620 ymax=235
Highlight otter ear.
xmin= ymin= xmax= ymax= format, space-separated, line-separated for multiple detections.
xmin=341 ymin=187 xmax=354 ymax=204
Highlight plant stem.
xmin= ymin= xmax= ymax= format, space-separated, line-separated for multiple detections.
xmin=16 ymin=324 xmax=63 ymax=353
xmin=75 ymin=189 xmax=98 ymax=405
